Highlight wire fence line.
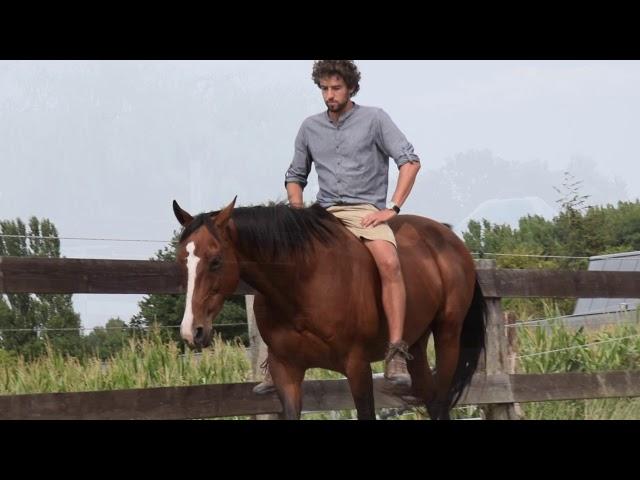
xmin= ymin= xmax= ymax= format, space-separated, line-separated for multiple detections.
xmin=0 ymin=234 xmax=174 ymax=244
xmin=0 ymin=323 xmax=248 ymax=333
xmin=2 ymin=311 xmax=631 ymax=333
xmin=472 ymin=252 xmax=590 ymax=260
xmin=2 ymin=234 xmax=639 ymax=262
xmin=505 ymin=310 xmax=640 ymax=328
xmin=516 ymin=333 xmax=640 ymax=359
xmin=3 ymin=321 xmax=638 ymax=361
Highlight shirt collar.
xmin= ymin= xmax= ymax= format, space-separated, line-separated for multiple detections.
xmin=326 ymin=101 xmax=359 ymax=126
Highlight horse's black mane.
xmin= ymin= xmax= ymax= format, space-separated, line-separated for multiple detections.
xmin=180 ymin=203 xmax=340 ymax=262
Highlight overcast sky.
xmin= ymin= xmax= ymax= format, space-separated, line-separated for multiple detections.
xmin=1 ymin=60 xmax=639 ymax=330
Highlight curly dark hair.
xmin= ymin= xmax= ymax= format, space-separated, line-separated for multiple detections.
xmin=311 ymin=60 xmax=361 ymax=97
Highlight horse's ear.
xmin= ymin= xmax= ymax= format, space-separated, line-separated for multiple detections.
xmin=173 ymin=200 xmax=194 ymax=226
xmin=214 ymin=196 xmax=237 ymax=227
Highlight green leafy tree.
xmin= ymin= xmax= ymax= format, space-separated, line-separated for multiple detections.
xmin=0 ymin=217 xmax=82 ymax=358
xmin=461 ymin=174 xmax=640 ymax=320
xmin=83 ymin=317 xmax=130 ymax=360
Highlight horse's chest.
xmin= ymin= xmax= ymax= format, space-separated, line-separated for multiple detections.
xmin=269 ymin=323 xmax=339 ymax=368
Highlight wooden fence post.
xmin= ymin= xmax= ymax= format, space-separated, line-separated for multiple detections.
xmin=504 ymin=310 xmax=524 ymax=419
xmin=245 ymin=294 xmax=279 ymax=420
xmin=477 ymin=259 xmax=519 ymax=420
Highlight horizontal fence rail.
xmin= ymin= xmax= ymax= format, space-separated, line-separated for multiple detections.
xmin=2 ymin=257 xmax=640 ymax=298
xmin=2 ymin=371 xmax=639 ymax=420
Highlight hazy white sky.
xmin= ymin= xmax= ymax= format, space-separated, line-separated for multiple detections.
xmin=1 ymin=60 xmax=639 ymax=329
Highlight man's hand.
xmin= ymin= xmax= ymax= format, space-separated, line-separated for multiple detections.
xmin=361 ymin=209 xmax=397 ymax=228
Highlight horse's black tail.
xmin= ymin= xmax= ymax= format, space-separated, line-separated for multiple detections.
xmin=444 ymin=277 xmax=486 ymax=414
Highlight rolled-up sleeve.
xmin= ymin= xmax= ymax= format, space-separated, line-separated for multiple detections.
xmin=376 ymin=109 xmax=420 ymax=169
xmin=284 ymin=122 xmax=313 ymax=188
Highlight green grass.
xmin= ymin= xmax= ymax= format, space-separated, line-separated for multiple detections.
xmin=1 ymin=317 xmax=639 ymax=419
xmin=1 ymin=330 xmax=250 ymax=396
xmin=515 ymin=321 xmax=640 ymax=420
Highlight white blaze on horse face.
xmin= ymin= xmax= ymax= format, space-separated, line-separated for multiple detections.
xmin=181 ymin=241 xmax=200 ymax=343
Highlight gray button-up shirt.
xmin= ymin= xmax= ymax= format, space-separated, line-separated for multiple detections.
xmin=284 ymin=103 xmax=420 ymax=210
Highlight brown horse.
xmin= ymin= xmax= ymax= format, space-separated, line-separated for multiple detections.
xmin=172 ymin=197 xmax=486 ymax=420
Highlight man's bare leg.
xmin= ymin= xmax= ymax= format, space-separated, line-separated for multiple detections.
xmin=364 ymin=239 xmax=411 ymax=387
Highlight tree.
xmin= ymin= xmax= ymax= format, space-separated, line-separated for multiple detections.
xmin=0 ymin=217 xmax=82 ymax=358
xmin=83 ymin=317 xmax=129 ymax=360
xmin=552 ymin=171 xmax=592 ymax=269
xmin=553 ymin=171 xmax=591 ymax=215
xmin=461 ymin=186 xmax=640 ymax=320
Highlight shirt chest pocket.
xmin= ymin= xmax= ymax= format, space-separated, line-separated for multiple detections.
xmin=341 ymin=127 xmax=375 ymax=157
xmin=307 ymin=136 xmax=335 ymax=160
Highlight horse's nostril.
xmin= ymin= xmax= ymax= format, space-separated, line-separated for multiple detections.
xmin=194 ymin=327 xmax=204 ymax=342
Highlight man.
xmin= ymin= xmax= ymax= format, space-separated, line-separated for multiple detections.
xmin=254 ymin=60 xmax=421 ymax=394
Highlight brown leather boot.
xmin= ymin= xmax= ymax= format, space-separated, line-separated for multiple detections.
xmin=384 ymin=341 xmax=413 ymax=388
xmin=252 ymin=359 xmax=276 ymax=395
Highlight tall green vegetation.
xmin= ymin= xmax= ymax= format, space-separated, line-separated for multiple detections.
xmin=1 ymin=321 xmax=638 ymax=419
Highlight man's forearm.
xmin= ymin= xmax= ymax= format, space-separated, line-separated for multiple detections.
xmin=286 ymin=182 xmax=304 ymax=208
xmin=390 ymin=161 xmax=421 ymax=207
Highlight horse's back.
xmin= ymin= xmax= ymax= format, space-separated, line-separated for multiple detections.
xmin=390 ymin=214 xmax=475 ymax=273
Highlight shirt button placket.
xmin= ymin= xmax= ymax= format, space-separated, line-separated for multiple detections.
xmin=336 ymin=126 xmax=343 ymax=199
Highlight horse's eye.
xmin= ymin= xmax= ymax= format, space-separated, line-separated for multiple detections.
xmin=209 ymin=256 xmax=223 ymax=272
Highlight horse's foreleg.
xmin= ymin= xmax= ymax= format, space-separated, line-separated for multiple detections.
xmin=268 ymin=354 xmax=305 ymax=420
xmin=345 ymin=357 xmax=376 ymax=420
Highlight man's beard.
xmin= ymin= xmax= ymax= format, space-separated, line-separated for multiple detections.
xmin=326 ymin=100 xmax=348 ymax=112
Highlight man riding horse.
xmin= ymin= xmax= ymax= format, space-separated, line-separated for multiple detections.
xmin=254 ymin=60 xmax=422 ymax=393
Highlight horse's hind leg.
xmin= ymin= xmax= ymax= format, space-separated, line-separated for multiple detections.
xmin=268 ymin=353 xmax=305 ymax=420
xmin=406 ymin=332 xmax=438 ymax=417
xmin=431 ymin=309 xmax=465 ymax=420
xmin=345 ymin=355 xmax=376 ymax=420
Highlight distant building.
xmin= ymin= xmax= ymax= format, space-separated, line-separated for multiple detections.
xmin=574 ymin=251 xmax=640 ymax=315
xmin=560 ymin=251 xmax=640 ymax=329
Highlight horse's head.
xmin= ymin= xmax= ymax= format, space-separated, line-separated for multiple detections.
xmin=172 ymin=197 xmax=240 ymax=349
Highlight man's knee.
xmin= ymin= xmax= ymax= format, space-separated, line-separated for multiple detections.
xmin=367 ymin=241 xmax=402 ymax=279
xmin=380 ymin=255 xmax=403 ymax=279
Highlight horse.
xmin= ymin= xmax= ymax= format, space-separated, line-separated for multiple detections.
xmin=172 ymin=197 xmax=486 ymax=420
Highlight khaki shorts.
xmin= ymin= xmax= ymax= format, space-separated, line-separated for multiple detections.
xmin=327 ymin=204 xmax=397 ymax=248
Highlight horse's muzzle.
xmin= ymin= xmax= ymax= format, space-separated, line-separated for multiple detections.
xmin=192 ymin=326 xmax=212 ymax=349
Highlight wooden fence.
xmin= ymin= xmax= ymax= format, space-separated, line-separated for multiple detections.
xmin=1 ymin=256 xmax=639 ymax=420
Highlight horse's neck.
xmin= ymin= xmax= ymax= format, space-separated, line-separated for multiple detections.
xmin=237 ymin=251 xmax=304 ymax=314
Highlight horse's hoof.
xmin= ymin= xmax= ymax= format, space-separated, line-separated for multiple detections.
xmin=252 ymin=381 xmax=276 ymax=395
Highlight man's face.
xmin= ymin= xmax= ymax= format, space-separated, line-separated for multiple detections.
xmin=319 ymin=75 xmax=353 ymax=113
